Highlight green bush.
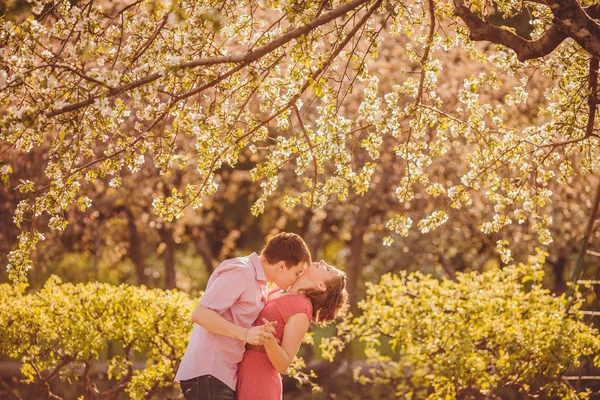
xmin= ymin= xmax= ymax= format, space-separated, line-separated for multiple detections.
xmin=0 ymin=275 xmax=316 ymax=399
xmin=0 ymin=276 xmax=194 ymax=399
xmin=322 ymin=250 xmax=600 ymax=399
xmin=3 ymin=251 xmax=600 ymax=400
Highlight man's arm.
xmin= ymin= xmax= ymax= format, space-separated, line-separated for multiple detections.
xmin=191 ymin=304 xmax=275 ymax=345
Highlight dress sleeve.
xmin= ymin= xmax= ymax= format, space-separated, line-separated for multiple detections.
xmin=283 ymin=295 xmax=313 ymax=323
xmin=300 ymin=296 xmax=313 ymax=323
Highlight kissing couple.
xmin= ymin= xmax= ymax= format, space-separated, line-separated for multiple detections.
xmin=175 ymin=232 xmax=349 ymax=400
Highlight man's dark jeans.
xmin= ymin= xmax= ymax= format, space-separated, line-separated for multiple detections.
xmin=180 ymin=374 xmax=235 ymax=400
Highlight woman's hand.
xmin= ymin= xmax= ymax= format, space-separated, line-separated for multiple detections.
xmin=262 ymin=318 xmax=276 ymax=335
xmin=262 ymin=332 xmax=278 ymax=345
xmin=246 ymin=323 xmax=276 ymax=345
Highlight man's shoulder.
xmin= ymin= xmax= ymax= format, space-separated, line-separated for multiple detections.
xmin=213 ymin=254 xmax=255 ymax=276
xmin=217 ymin=254 xmax=252 ymax=268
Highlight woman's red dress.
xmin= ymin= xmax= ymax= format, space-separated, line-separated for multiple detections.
xmin=236 ymin=290 xmax=312 ymax=400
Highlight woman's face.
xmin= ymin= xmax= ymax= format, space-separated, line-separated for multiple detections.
xmin=304 ymin=259 xmax=342 ymax=290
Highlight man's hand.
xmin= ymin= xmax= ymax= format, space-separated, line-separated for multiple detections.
xmin=245 ymin=322 xmax=277 ymax=345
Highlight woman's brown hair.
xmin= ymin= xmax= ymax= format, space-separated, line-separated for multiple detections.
xmin=300 ymin=272 xmax=349 ymax=325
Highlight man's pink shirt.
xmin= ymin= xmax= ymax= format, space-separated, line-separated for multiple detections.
xmin=175 ymin=253 xmax=268 ymax=391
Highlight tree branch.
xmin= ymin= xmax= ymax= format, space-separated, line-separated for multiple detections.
xmin=543 ymin=58 xmax=600 ymax=146
xmin=585 ymin=4 xmax=600 ymax=19
xmin=545 ymin=0 xmax=600 ymax=59
xmin=416 ymin=0 xmax=436 ymax=105
xmin=33 ymin=133 xmax=146 ymax=194
xmin=453 ymin=0 xmax=567 ymax=61
xmin=585 ymin=56 xmax=599 ymax=137
xmin=567 ymin=180 xmax=600 ymax=297
xmin=82 ymin=361 xmax=99 ymax=398
xmin=46 ymin=0 xmax=374 ymax=118
xmin=0 ymin=378 xmax=23 ymax=400
xmin=180 ymin=0 xmax=382 ymax=213
xmin=130 ymin=10 xmax=171 ymax=64
xmin=231 ymin=0 xmax=382 ymax=148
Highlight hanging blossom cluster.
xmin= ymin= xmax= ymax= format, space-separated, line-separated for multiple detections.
xmin=1 ymin=0 xmax=599 ymax=282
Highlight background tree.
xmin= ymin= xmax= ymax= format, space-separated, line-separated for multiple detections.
xmin=2 ymin=0 xmax=600 ymax=285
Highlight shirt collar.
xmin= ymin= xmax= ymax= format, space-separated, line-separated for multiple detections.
xmin=249 ymin=252 xmax=267 ymax=282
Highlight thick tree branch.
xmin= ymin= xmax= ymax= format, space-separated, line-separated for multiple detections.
xmin=46 ymin=0 xmax=374 ymax=118
xmin=586 ymin=56 xmax=599 ymax=137
xmin=545 ymin=0 xmax=600 ymax=59
xmin=455 ymin=0 xmax=600 ymax=61
xmin=416 ymin=0 xmax=436 ymax=105
xmin=586 ymin=4 xmax=600 ymax=19
xmin=454 ymin=0 xmax=567 ymax=61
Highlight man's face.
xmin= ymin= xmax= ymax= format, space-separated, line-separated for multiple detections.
xmin=275 ymin=261 xmax=307 ymax=290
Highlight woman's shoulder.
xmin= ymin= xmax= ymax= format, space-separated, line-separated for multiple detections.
xmin=278 ymin=293 xmax=312 ymax=321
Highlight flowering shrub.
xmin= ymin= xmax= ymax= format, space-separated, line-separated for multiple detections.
xmin=0 ymin=276 xmax=194 ymax=399
xmin=0 ymin=275 xmax=319 ymax=399
xmin=322 ymin=250 xmax=600 ymax=399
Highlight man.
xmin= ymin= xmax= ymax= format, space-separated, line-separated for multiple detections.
xmin=176 ymin=232 xmax=312 ymax=400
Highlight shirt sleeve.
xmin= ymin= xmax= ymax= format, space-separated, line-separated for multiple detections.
xmin=199 ymin=265 xmax=247 ymax=315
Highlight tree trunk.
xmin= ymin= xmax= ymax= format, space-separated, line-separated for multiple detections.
xmin=188 ymin=226 xmax=217 ymax=274
xmin=551 ymin=254 xmax=567 ymax=294
xmin=346 ymin=210 xmax=369 ymax=312
xmin=121 ymin=207 xmax=147 ymax=286
xmin=93 ymin=214 xmax=106 ymax=282
xmin=159 ymin=226 xmax=176 ymax=289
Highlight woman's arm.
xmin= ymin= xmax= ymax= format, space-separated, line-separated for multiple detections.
xmin=262 ymin=314 xmax=310 ymax=374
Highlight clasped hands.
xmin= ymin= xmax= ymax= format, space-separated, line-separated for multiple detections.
xmin=245 ymin=318 xmax=278 ymax=345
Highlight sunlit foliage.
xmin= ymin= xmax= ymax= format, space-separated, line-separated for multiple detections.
xmin=0 ymin=276 xmax=194 ymax=398
xmin=321 ymin=250 xmax=600 ymax=399
xmin=0 ymin=276 xmax=321 ymax=399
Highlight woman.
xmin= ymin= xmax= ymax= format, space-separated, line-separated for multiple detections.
xmin=236 ymin=259 xmax=349 ymax=400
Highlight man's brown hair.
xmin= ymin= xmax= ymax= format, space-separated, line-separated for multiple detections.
xmin=261 ymin=232 xmax=312 ymax=268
